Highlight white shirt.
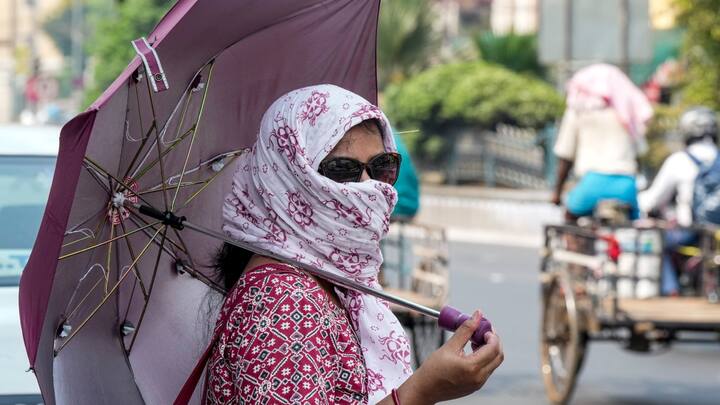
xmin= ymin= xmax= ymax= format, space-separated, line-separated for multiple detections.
xmin=638 ymin=140 xmax=718 ymax=226
xmin=553 ymin=108 xmax=638 ymax=176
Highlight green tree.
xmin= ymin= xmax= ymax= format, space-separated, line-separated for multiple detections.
xmin=474 ymin=32 xmax=545 ymax=78
xmin=384 ymin=61 xmax=564 ymax=161
xmin=377 ymin=0 xmax=437 ymax=90
xmin=44 ymin=0 xmax=89 ymax=58
xmin=676 ymin=0 xmax=720 ymax=110
xmin=83 ymin=0 xmax=172 ymax=106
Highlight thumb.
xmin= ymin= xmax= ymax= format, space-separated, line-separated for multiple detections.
xmin=445 ymin=310 xmax=481 ymax=352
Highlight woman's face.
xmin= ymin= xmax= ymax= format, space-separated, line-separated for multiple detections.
xmin=324 ymin=123 xmax=384 ymax=182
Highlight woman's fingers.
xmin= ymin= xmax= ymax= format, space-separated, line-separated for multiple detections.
xmin=479 ymin=346 xmax=505 ymax=377
xmin=444 ymin=310 xmax=482 ymax=352
xmin=468 ymin=332 xmax=502 ymax=364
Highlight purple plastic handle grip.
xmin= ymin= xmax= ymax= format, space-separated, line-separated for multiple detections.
xmin=438 ymin=306 xmax=492 ymax=348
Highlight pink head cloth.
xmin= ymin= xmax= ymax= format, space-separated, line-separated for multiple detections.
xmin=566 ymin=63 xmax=654 ymax=139
xmin=222 ymin=84 xmax=412 ymax=402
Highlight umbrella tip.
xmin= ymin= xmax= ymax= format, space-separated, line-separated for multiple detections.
xmin=174 ymin=259 xmax=188 ymax=275
xmin=57 ymin=322 xmax=72 ymax=338
xmin=121 ymin=321 xmax=136 ymax=337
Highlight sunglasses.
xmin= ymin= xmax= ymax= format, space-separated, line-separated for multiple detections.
xmin=318 ymin=152 xmax=402 ymax=185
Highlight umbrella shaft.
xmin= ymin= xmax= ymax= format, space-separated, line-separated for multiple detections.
xmin=182 ymin=220 xmax=441 ymax=319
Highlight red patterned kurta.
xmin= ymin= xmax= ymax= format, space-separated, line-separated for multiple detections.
xmin=205 ymin=263 xmax=368 ymax=404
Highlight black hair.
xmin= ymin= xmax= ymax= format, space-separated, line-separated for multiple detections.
xmin=213 ymin=242 xmax=254 ymax=291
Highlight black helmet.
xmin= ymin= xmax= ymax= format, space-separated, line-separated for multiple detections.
xmin=679 ymin=106 xmax=718 ymax=144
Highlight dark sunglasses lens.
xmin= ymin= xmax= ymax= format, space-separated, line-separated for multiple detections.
xmin=368 ymin=153 xmax=401 ymax=185
xmin=321 ymin=158 xmax=364 ymax=183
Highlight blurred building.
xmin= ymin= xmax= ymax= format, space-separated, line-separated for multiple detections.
xmin=489 ymin=0 xmax=675 ymax=35
xmin=0 ymin=0 xmax=65 ymax=124
xmin=491 ymin=0 xmax=538 ymax=34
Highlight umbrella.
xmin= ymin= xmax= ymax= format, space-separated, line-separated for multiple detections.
xmin=19 ymin=1 xmax=489 ymax=404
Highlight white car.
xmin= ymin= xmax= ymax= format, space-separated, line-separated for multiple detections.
xmin=0 ymin=124 xmax=59 ymax=405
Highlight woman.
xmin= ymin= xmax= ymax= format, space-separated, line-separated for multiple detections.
xmin=551 ymin=63 xmax=653 ymax=221
xmin=201 ymin=85 xmax=503 ymax=404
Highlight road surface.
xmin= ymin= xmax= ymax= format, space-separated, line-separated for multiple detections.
xmin=445 ymin=242 xmax=720 ymax=405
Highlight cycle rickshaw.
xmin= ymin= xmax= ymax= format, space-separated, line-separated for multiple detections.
xmin=539 ymin=204 xmax=720 ymax=404
xmin=381 ymin=219 xmax=449 ymax=367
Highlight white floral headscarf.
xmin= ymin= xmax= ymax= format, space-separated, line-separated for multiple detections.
xmin=222 ymin=84 xmax=412 ymax=402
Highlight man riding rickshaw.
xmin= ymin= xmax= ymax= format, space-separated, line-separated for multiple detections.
xmin=540 ymin=64 xmax=720 ymax=405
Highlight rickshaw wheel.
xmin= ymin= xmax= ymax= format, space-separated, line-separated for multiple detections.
xmin=540 ymin=269 xmax=585 ymax=405
xmin=399 ymin=313 xmax=445 ymax=368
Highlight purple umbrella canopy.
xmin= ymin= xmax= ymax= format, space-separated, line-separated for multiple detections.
xmin=19 ymin=1 xmax=383 ymax=403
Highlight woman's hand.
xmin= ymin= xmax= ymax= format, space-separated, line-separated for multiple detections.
xmin=386 ymin=310 xmax=504 ymax=405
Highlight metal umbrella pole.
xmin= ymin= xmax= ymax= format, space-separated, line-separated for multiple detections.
xmin=135 ymin=203 xmax=492 ymax=346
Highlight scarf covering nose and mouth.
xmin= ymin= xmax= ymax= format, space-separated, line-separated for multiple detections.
xmin=222 ymin=84 xmax=413 ymax=402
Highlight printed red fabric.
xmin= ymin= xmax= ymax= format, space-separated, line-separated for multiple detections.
xmin=205 ymin=263 xmax=368 ymax=404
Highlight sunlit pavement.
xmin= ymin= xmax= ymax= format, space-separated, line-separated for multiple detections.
xmin=444 ymin=242 xmax=720 ymax=405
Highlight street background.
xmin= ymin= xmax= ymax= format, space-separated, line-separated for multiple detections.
xmin=417 ymin=187 xmax=720 ymax=404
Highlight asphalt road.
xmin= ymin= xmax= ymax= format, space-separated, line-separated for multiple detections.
xmin=444 ymin=242 xmax=720 ymax=405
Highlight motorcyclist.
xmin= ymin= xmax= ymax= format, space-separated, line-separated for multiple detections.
xmin=638 ymin=106 xmax=719 ymax=295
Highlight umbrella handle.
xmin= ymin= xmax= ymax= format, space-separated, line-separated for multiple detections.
xmin=438 ymin=305 xmax=492 ymax=348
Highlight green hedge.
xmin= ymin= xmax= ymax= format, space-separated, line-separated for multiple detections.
xmin=383 ymin=62 xmax=564 ymax=161
xmin=384 ymin=62 xmax=563 ymax=131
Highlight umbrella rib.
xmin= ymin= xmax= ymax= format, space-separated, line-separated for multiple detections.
xmin=178 ymin=153 xmax=241 ymax=210
xmin=82 ymin=162 xmax=113 ymax=195
xmin=134 ymin=79 xmax=146 ymax=146
xmin=127 ymin=65 xmax=205 ymax=182
xmin=126 ymin=213 xmax=225 ymax=293
xmin=59 ymin=221 xmax=160 ymax=260
xmin=121 ymin=121 xmax=157 ymax=182
xmin=138 ymin=179 xmax=207 ymax=196
xmin=63 ymin=270 xmax=106 ymax=322
xmin=104 ymin=224 xmax=115 ymax=294
xmin=55 ymin=226 xmax=165 ymax=356
xmin=142 ymin=71 xmax=170 ymax=211
xmin=62 ymin=207 xmax=108 ymax=248
xmin=170 ymin=62 xmax=215 ymax=211
xmin=61 ymin=219 xmax=111 ymax=320
xmin=128 ymin=226 xmax=168 ymax=352
xmin=119 ymin=220 xmax=150 ymax=299
xmin=149 ymin=149 xmax=244 ymax=195
xmin=125 ymin=211 xmax=225 ymax=292
xmin=130 ymin=125 xmax=195 ymax=183
xmin=121 ymin=277 xmax=139 ymax=334
xmin=170 ymin=77 xmax=195 ymax=147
